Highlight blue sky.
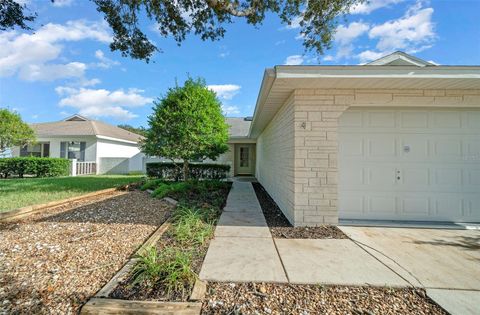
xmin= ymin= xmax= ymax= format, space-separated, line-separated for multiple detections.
xmin=1 ymin=0 xmax=479 ymax=128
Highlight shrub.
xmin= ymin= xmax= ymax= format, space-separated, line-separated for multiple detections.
xmin=146 ymin=162 xmax=230 ymax=180
xmin=0 ymin=157 xmax=70 ymax=178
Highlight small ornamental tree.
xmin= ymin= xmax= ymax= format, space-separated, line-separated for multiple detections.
xmin=0 ymin=108 xmax=36 ymax=155
xmin=142 ymin=78 xmax=229 ymax=180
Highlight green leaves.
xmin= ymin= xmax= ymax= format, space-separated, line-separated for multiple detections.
xmin=142 ymin=78 xmax=229 ymax=175
xmin=0 ymin=109 xmax=36 ymax=154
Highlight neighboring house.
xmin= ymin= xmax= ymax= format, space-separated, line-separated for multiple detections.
xmin=11 ymin=114 xmax=145 ymax=175
xmin=219 ymin=51 xmax=480 ymax=226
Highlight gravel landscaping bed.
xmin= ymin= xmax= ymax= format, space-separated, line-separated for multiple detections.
xmin=252 ymin=183 xmax=347 ymax=239
xmin=0 ymin=190 xmax=171 ymax=315
xmin=202 ymin=282 xmax=447 ymax=315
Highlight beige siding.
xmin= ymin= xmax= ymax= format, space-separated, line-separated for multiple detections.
xmin=256 ymin=94 xmax=296 ymax=223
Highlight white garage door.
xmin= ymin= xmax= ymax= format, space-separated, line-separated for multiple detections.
xmin=338 ymin=108 xmax=480 ymax=222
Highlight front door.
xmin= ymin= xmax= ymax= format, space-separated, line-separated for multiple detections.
xmin=235 ymin=145 xmax=253 ymax=175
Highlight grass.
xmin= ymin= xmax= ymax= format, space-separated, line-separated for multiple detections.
xmin=0 ymin=175 xmax=144 ymax=212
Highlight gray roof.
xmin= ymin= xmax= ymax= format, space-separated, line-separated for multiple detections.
xmin=31 ymin=115 xmax=143 ymax=143
xmin=226 ymin=117 xmax=251 ymax=137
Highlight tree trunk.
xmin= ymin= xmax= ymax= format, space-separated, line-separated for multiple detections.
xmin=183 ymin=160 xmax=189 ymax=181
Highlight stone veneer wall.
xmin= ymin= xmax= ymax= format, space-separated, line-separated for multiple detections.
xmin=276 ymin=88 xmax=480 ymax=226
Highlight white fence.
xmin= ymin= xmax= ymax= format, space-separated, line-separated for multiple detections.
xmin=70 ymin=159 xmax=96 ymax=176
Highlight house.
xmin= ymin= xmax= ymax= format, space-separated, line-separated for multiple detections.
xmin=221 ymin=51 xmax=480 ymax=226
xmin=11 ymin=114 xmax=145 ymax=175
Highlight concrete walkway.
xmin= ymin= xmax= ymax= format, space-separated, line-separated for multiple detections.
xmin=199 ymin=181 xmax=287 ymax=282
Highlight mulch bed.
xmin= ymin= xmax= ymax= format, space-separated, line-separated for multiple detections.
xmin=109 ymin=182 xmax=232 ymax=302
xmin=0 ymin=190 xmax=171 ymax=315
xmin=202 ymin=282 xmax=447 ymax=315
xmin=252 ymin=182 xmax=347 ymax=239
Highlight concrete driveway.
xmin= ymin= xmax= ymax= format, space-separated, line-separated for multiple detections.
xmin=339 ymin=226 xmax=480 ymax=315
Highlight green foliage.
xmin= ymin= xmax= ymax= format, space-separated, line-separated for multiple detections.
xmin=132 ymin=246 xmax=196 ymax=294
xmin=0 ymin=0 xmax=36 ymax=31
xmin=131 ymin=246 xmax=164 ymax=287
xmin=140 ymin=179 xmax=165 ymax=191
xmin=117 ymin=124 xmax=148 ymax=137
xmin=0 ymin=109 xmax=36 ymax=154
xmin=0 ymin=157 xmax=70 ymax=178
xmin=146 ymin=162 xmax=230 ymax=180
xmin=130 ymin=180 xmax=231 ymax=294
xmin=171 ymin=206 xmax=216 ymax=246
xmin=142 ymin=78 xmax=229 ymax=180
xmin=91 ymin=0 xmax=362 ymax=61
xmin=151 ymin=181 xmax=193 ymax=199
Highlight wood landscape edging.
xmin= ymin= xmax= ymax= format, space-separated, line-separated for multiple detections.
xmin=81 ymin=197 xmax=208 ymax=315
xmin=0 ymin=187 xmax=122 ymax=222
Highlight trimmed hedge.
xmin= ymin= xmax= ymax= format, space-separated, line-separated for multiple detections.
xmin=0 ymin=157 xmax=70 ymax=178
xmin=146 ymin=162 xmax=230 ymax=180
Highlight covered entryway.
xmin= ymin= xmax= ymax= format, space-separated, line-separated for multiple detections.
xmin=234 ymin=144 xmax=256 ymax=176
xmin=338 ymin=108 xmax=480 ymax=223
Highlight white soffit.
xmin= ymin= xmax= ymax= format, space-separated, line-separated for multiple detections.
xmin=249 ymin=65 xmax=480 ymax=138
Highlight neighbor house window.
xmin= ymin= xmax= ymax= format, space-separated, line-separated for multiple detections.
xmin=20 ymin=142 xmax=50 ymax=157
xmin=60 ymin=141 xmax=86 ymax=161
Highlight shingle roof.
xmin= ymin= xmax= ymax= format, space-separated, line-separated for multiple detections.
xmin=226 ymin=117 xmax=251 ymax=137
xmin=31 ymin=115 xmax=143 ymax=143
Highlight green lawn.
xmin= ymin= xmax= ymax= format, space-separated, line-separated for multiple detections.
xmin=0 ymin=175 xmax=144 ymax=212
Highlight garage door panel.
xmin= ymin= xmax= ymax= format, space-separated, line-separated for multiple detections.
xmin=433 ymin=168 xmax=462 ymax=187
xmin=339 ymin=136 xmax=364 ymax=158
xmin=368 ymin=136 xmax=397 ymax=158
xmin=399 ymin=136 xmax=429 ymax=160
xmin=368 ymin=111 xmax=396 ymax=128
xmin=434 ymin=197 xmax=464 ymax=220
xmin=432 ymin=138 xmax=463 ymax=159
xmin=339 ymin=108 xmax=480 ymax=223
xmin=400 ymin=111 xmax=428 ymax=128
xmin=464 ymin=197 xmax=480 ymax=221
xmin=401 ymin=167 xmax=430 ymax=187
xmin=368 ymin=195 xmax=397 ymax=217
xmin=339 ymin=166 xmax=365 ymax=187
xmin=368 ymin=166 xmax=396 ymax=187
xmin=431 ymin=111 xmax=462 ymax=129
xmin=400 ymin=196 xmax=430 ymax=217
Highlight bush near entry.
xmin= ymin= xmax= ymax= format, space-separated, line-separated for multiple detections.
xmin=0 ymin=157 xmax=70 ymax=178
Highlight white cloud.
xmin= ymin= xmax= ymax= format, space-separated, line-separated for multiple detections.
xmin=0 ymin=20 xmax=111 ymax=81
xmin=208 ymin=84 xmax=241 ymax=100
xmin=335 ymin=22 xmax=370 ymax=46
xmin=275 ymin=40 xmax=286 ymax=46
xmin=323 ymin=55 xmax=334 ymax=61
xmin=19 ymin=62 xmax=86 ymax=81
xmin=357 ymin=50 xmax=386 ymax=63
xmin=350 ymin=0 xmax=404 ymax=14
xmin=356 ymin=1 xmax=435 ymax=62
xmin=55 ymin=87 xmax=153 ymax=121
xmin=284 ymin=55 xmax=304 ymax=65
xmin=52 ymin=0 xmax=74 ymax=7
xmin=222 ymin=105 xmax=240 ymax=116
xmin=369 ymin=3 xmax=435 ymax=52
xmin=94 ymin=49 xmax=120 ymax=69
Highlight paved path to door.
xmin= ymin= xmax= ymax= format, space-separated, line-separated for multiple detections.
xmin=199 ymin=181 xmax=287 ymax=282
xmin=199 ymin=181 xmax=406 ymax=286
